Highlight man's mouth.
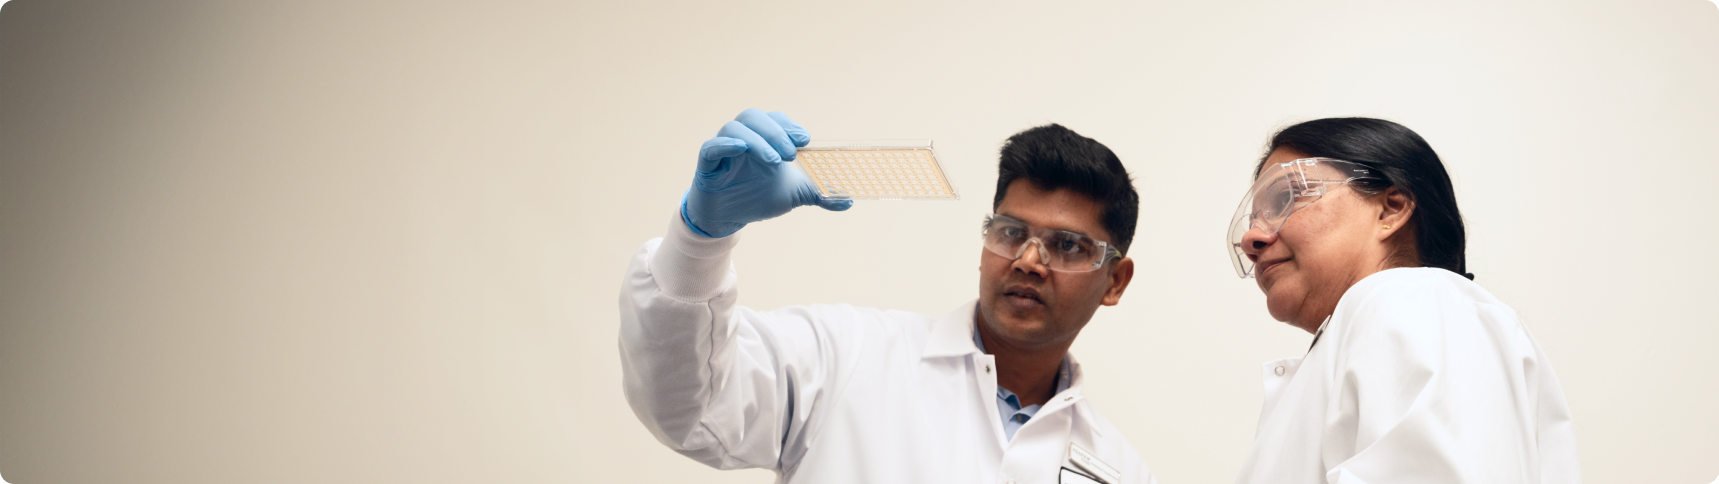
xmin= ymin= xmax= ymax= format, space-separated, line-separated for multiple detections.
xmin=1003 ymin=286 xmax=1043 ymax=307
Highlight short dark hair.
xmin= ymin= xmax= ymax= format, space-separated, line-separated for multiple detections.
xmin=993 ymin=124 xmax=1139 ymax=256
xmin=1261 ymin=117 xmax=1472 ymax=280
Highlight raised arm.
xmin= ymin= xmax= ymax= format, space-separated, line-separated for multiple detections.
xmin=617 ymin=109 xmax=851 ymax=470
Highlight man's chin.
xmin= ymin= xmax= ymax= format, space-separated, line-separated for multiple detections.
xmin=982 ymin=312 xmax=1051 ymax=341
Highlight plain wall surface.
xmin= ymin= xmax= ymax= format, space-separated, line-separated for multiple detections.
xmin=1 ymin=0 xmax=1715 ymax=482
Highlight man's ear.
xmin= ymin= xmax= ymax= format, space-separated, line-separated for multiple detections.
xmin=1376 ymin=186 xmax=1415 ymax=241
xmin=1101 ymin=257 xmax=1133 ymax=306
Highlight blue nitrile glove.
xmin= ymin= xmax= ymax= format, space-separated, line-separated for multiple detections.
xmin=681 ymin=109 xmax=853 ymax=238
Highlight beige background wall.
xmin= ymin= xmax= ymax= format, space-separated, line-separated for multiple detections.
xmin=1 ymin=0 xmax=1715 ymax=483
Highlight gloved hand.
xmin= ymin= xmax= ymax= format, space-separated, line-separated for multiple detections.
xmin=681 ymin=109 xmax=853 ymax=238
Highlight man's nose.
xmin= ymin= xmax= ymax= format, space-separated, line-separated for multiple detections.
xmin=1012 ymin=239 xmax=1051 ymax=278
xmin=1238 ymin=226 xmax=1276 ymax=261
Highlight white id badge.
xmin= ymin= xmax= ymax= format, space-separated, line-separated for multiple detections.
xmin=1060 ymin=467 xmax=1104 ymax=484
xmin=1066 ymin=443 xmax=1121 ymax=484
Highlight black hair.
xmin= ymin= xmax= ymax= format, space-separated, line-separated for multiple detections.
xmin=1261 ymin=118 xmax=1472 ymax=280
xmin=993 ymin=124 xmax=1139 ymax=257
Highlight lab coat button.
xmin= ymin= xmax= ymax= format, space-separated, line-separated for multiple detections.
xmin=985 ymin=364 xmax=991 ymax=374
xmin=1274 ymin=365 xmax=1286 ymax=376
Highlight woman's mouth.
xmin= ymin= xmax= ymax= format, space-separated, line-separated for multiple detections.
xmin=1258 ymin=258 xmax=1289 ymax=277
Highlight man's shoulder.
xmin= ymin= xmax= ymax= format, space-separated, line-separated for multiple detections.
xmin=748 ymin=303 xmax=950 ymax=342
xmin=1076 ymin=399 xmax=1131 ymax=445
xmin=748 ymin=301 xmax=977 ymax=361
xmin=761 ymin=303 xmax=938 ymax=325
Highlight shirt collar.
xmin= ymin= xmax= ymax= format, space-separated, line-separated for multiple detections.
xmin=920 ymin=300 xmax=1097 ymax=434
xmin=922 ymin=300 xmax=1087 ymax=387
xmin=920 ymin=300 xmax=984 ymax=359
xmin=973 ymin=326 xmax=1074 ymax=398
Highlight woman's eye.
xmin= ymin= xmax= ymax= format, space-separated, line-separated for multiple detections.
xmin=1291 ymin=179 xmax=1329 ymax=196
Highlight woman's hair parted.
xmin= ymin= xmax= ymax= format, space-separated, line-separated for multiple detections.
xmin=1260 ymin=118 xmax=1473 ymax=280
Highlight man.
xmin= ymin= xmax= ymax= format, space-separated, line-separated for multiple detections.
xmin=619 ymin=108 xmax=1154 ymax=484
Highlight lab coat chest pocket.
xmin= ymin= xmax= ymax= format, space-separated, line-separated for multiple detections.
xmin=1060 ymin=467 xmax=1106 ymax=484
xmin=999 ymin=406 xmax=1074 ymax=484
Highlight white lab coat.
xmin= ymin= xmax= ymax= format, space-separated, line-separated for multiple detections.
xmin=619 ymin=214 xmax=1155 ymax=484
xmin=1236 ymin=268 xmax=1581 ymax=484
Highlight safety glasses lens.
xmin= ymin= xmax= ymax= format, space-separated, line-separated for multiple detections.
xmin=1226 ymin=158 xmax=1377 ymax=279
xmin=983 ymin=217 xmax=1108 ymax=272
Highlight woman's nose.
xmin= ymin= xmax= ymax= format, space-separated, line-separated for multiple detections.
xmin=1239 ymin=226 xmax=1277 ymax=260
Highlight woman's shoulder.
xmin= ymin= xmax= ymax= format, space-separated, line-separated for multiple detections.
xmin=1330 ymin=267 xmax=1524 ymax=344
xmin=1342 ymin=267 xmax=1504 ymax=309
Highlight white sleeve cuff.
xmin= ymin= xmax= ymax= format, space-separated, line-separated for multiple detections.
xmin=648 ymin=210 xmax=739 ymax=301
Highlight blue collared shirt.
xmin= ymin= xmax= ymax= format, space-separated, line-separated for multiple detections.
xmin=973 ymin=329 xmax=1072 ymax=441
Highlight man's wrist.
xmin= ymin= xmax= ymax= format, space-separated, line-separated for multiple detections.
xmin=680 ymin=195 xmax=720 ymax=238
xmin=680 ymin=191 xmax=742 ymax=239
xmin=655 ymin=208 xmax=740 ymax=301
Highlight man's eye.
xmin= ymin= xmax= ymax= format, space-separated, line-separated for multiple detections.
xmin=1053 ymin=237 xmax=1089 ymax=255
xmin=1000 ymin=226 xmax=1026 ymax=239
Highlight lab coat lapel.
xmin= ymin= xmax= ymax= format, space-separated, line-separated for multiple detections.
xmin=920 ymin=300 xmax=1012 ymax=448
xmin=921 ymin=300 xmax=982 ymax=360
xmin=1027 ymin=355 xmax=1088 ymax=429
xmin=1005 ymin=354 xmax=1104 ymax=484
xmin=922 ymin=300 xmax=1113 ymax=473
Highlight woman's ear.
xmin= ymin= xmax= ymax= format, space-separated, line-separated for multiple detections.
xmin=1377 ymin=186 xmax=1415 ymax=239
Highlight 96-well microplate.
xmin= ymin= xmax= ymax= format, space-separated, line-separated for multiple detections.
xmin=793 ymin=140 xmax=957 ymax=200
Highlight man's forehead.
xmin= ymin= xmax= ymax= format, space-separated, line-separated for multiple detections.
xmin=996 ymin=182 xmax=1109 ymax=239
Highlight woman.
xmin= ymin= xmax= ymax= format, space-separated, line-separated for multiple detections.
xmin=1226 ymin=118 xmax=1580 ymax=484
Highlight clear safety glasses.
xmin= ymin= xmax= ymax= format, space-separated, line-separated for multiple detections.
xmin=1227 ymin=157 xmax=1380 ymax=278
xmin=983 ymin=214 xmax=1122 ymax=273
